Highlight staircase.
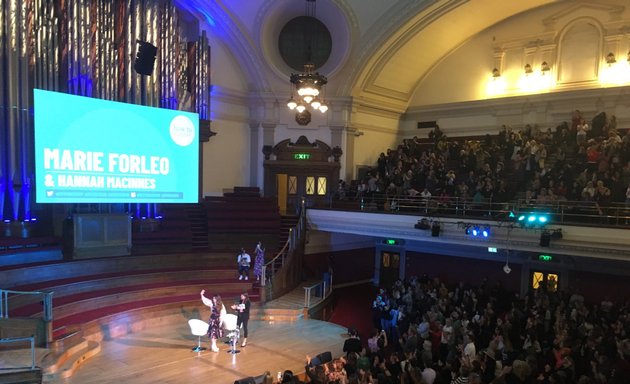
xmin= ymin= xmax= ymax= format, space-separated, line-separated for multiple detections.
xmin=251 ymin=281 xmax=323 ymax=323
xmin=186 ymin=204 xmax=209 ymax=250
xmin=279 ymin=215 xmax=299 ymax=250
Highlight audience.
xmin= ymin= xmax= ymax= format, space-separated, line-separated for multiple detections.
xmin=270 ymin=111 xmax=629 ymax=383
xmin=341 ymin=112 xmax=630 ymax=219
xmin=290 ymin=274 xmax=629 ymax=384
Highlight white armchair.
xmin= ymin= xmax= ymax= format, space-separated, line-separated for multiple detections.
xmin=188 ymin=319 xmax=209 ymax=352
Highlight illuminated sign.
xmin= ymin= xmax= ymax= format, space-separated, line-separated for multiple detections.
xmin=294 ymin=153 xmax=311 ymax=160
xmin=538 ymin=254 xmax=553 ymax=262
xmin=488 ymin=247 xmax=497 ymax=253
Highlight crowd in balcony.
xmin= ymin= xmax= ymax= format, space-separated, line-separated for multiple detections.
xmin=345 ymin=111 xmax=630 ymax=214
xmin=286 ymin=276 xmax=629 ymax=384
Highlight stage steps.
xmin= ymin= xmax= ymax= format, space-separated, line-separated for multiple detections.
xmin=251 ymin=280 xmax=325 ymax=322
xmin=185 ymin=203 xmax=209 ymax=250
xmin=0 ymin=258 xmax=322 ymax=380
xmin=41 ymin=331 xmax=101 ymax=382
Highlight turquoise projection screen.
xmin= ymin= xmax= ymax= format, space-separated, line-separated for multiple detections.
xmin=34 ymin=89 xmax=199 ymax=203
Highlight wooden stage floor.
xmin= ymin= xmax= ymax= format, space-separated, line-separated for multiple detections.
xmin=4 ymin=319 xmax=347 ymax=384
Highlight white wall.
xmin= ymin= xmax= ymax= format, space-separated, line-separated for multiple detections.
xmin=201 ymin=35 xmax=251 ymax=196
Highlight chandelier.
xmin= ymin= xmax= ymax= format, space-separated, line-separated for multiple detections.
xmin=286 ymin=0 xmax=328 ymax=113
xmin=287 ymin=64 xmax=328 ymax=113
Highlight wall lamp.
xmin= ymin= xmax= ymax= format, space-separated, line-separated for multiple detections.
xmin=606 ymin=52 xmax=616 ymax=64
xmin=541 ymin=61 xmax=550 ymax=72
xmin=492 ymin=68 xmax=501 ymax=78
xmin=524 ymin=64 xmax=533 ymax=74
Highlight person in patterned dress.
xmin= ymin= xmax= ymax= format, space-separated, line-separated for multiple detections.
xmin=253 ymin=241 xmax=265 ymax=282
xmin=200 ymin=289 xmax=226 ymax=352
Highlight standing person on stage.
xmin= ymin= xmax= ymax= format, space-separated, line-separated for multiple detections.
xmin=253 ymin=241 xmax=265 ymax=282
xmin=237 ymin=248 xmax=251 ymax=280
xmin=231 ymin=292 xmax=251 ymax=347
xmin=200 ymin=289 xmax=226 ymax=352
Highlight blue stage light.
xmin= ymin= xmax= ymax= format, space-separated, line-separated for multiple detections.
xmin=482 ymin=228 xmax=490 ymax=237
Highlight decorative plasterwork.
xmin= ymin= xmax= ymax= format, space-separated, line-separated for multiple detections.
xmin=350 ymin=0 xmax=554 ymax=114
xmin=542 ymin=1 xmax=625 ymax=27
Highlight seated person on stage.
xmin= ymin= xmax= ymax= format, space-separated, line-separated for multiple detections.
xmin=237 ymin=248 xmax=251 ymax=280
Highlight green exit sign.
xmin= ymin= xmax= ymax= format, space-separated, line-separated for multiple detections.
xmin=294 ymin=153 xmax=311 ymax=160
xmin=539 ymin=254 xmax=553 ymax=262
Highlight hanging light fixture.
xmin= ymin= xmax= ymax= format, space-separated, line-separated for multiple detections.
xmin=286 ymin=0 xmax=329 ymax=113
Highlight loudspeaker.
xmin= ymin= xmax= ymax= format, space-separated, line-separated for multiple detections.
xmin=134 ymin=41 xmax=157 ymax=75
xmin=431 ymin=222 xmax=440 ymax=237
xmin=540 ymin=232 xmax=551 ymax=247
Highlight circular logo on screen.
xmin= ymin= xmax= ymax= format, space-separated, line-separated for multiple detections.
xmin=169 ymin=115 xmax=196 ymax=146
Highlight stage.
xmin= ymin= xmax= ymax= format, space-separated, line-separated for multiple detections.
xmin=25 ymin=319 xmax=345 ymax=383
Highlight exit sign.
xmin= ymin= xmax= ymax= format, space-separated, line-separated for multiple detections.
xmin=539 ymin=254 xmax=553 ymax=262
xmin=294 ymin=153 xmax=311 ymax=160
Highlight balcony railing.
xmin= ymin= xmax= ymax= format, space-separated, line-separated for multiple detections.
xmin=0 ymin=289 xmax=53 ymax=321
xmin=331 ymin=195 xmax=630 ymax=227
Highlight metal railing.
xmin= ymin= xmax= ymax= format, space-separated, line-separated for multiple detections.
xmin=0 ymin=336 xmax=37 ymax=370
xmin=339 ymin=195 xmax=630 ymax=227
xmin=0 ymin=289 xmax=53 ymax=322
xmin=303 ymin=270 xmax=333 ymax=308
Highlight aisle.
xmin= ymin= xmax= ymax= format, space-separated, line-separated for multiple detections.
xmin=328 ymin=283 xmax=377 ymax=342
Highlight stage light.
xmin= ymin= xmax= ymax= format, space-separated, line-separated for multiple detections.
xmin=482 ymin=227 xmax=490 ymax=238
xmin=517 ymin=212 xmax=551 ymax=227
xmin=472 ymin=227 xmax=479 ymax=236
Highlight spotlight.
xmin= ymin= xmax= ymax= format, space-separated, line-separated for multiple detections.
xmin=517 ymin=212 xmax=552 ymax=228
xmin=472 ymin=227 xmax=479 ymax=237
xmin=482 ymin=227 xmax=490 ymax=238
xmin=414 ymin=218 xmax=431 ymax=230
xmin=465 ymin=226 xmax=472 ymax=235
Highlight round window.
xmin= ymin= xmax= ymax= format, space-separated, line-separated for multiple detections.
xmin=278 ymin=16 xmax=332 ymax=72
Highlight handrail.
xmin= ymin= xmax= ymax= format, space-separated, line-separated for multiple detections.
xmin=346 ymin=195 xmax=630 ymax=227
xmin=0 ymin=336 xmax=37 ymax=370
xmin=303 ymin=269 xmax=333 ymax=308
xmin=261 ymin=198 xmax=306 ymax=288
xmin=0 ymin=289 xmax=54 ymax=322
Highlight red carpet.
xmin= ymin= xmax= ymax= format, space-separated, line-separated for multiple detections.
xmin=328 ymin=283 xmax=377 ymax=343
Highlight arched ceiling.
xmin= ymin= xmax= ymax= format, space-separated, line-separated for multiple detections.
xmin=179 ymin=0 xmax=559 ymax=112
xmin=349 ymin=0 xmax=557 ymax=113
